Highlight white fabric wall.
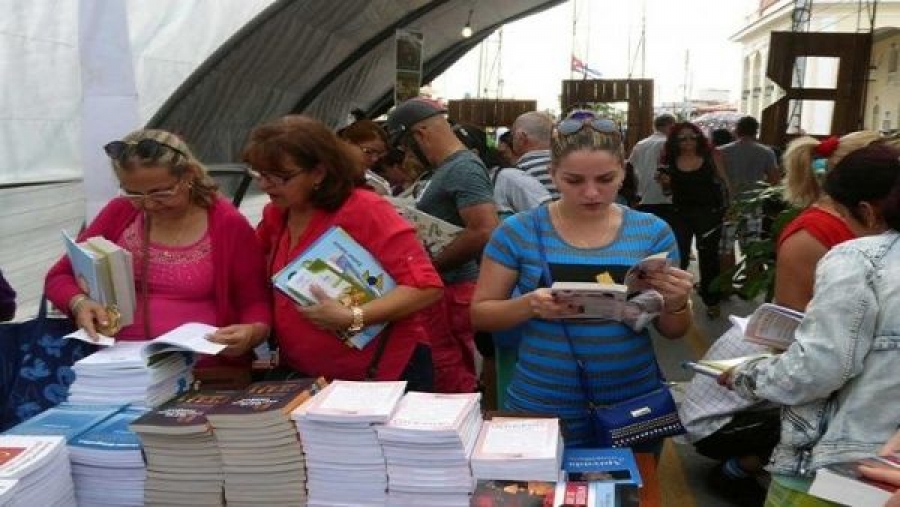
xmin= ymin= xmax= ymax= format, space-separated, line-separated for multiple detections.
xmin=0 ymin=0 xmax=273 ymax=186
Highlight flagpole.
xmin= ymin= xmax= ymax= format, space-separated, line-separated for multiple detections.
xmin=570 ymin=0 xmax=577 ymax=80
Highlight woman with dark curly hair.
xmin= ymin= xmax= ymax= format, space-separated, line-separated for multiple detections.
xmin=658 ymin=122 xmax=732 ymax=317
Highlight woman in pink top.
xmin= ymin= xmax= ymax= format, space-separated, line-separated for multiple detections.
xmin=45 ymin=129 xmax=272 ymax=370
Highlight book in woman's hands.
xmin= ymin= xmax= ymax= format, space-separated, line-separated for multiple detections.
xmin=62 ymin=232 xmax=135 ymax=328
xmin=681 ymin=354 xmax=774 ymax=378
xmin=549 ymin=253 xmax=671 ymax=329
xmin=730 ymin=303 xmax=804 ymax=350
xmin=271 ymin=226 xmax=396 ymax=349
xmin=66 ymin=322 xmax=226 ymax=360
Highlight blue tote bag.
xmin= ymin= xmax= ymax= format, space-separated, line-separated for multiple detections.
xmin=0 ymin=297 xmax=97 ymax=431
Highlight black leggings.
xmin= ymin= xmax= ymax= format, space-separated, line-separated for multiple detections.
xmin=670 ymin=206 xmax=725 ymax=306
xmin=694 ymin=409 xmax=781 ymax=463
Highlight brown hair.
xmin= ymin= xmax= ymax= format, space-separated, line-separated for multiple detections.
xmin=241 ymin=115 xmax=359 ymax=211
xmin=338 ymin=120 xmax=388 ymax=146
xmin=114 ymin=129 xmax=218 ymax=207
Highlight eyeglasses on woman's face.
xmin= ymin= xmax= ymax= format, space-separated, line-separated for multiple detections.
xmin=678 ymin=133 xmax=699 ymax=142
xmin=104 ymin=139 xmax=188 ymax=163
xmin=119 ymin=179 xmax=184 ymax=203
xmin=556 ymin=117 xmax=619 ymax=136
xmin=245 ymin=167 xmax=305 ymax=186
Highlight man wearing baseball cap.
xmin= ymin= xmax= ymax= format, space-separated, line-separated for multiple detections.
xmin=386 ymin=98 xmax=499 ymax=393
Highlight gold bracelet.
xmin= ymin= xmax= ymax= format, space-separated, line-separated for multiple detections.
xmin=666 ymin=300 xmax=692 ymax=315
xmin=69 ymin=294 xmax=90 ymax=315
xmin=347 ymin=306 xmax=365 ymax=333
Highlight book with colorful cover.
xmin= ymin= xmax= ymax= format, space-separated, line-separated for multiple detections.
xmin=471 ymin=478 xmax=558 ymax=506
xmin=561 ymin=448 xmax=642 ymax=487
xmin=69 ymin=407 xmax=147 ymax=452
xmin=271 ymin=226 xmax=396 ymax=349
xmin=205 ymin=378 xmax=328 ymax=426
xmin=2 ymin=403 xmax=127 ymax=442
xmin=129 ymin=390 xmax=238 ymax=435
xmin=552 ymin=480 xmax=640 ymax=507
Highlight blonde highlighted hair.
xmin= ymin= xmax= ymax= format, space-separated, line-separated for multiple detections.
xmin=782 ymin=130 xmax=883 ymax=207
xmin=113 ymin=129 xmax=219 ymax=207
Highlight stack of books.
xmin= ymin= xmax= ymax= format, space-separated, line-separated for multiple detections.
xmin=294 ymin=380 xmax=407 ymax=507
xmin=0 ymin=435 xmax=76 ymax=505
xmin=67 ymin=342 xmax=194 ymax=408
xmin=129 ymin=390 xmax=233 ymax=506
xmin=205 ymin=379 xmax=327 ymax=507
xmin=68 ymin=406 xmax=148 ymax=506
xmin=0 ymin=479 xmax=18 ymax=504
xmin=470 ymin=417 xmax=563 ymax=483
xmin=376 ymin=392 xmax=483 ymax=506
xmin=555 ymin=447 xmax=642 ymax=507
xmin=66 ymin=322 xmax=225 ymax=408
xmin=3 ymin=403 xmax=133 ymax=506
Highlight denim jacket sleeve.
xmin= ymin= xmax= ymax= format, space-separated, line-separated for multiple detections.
xmin=733 ymin=246 xmax=879 ymax=404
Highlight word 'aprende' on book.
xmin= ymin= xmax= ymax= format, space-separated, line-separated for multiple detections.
xmin=62 ymin=231 xmax=135 ymax=328
xmin=387 ymin=196 xmax=462 ymax=257
xmin=271 ymin=226 xmax=396 ymax=349
xmin=562 ymin=447 xmax=643 ymax=487
xmin=549 ymin=252 xmax=671 ymax=328
xmin=730 ymin=302 xmax=804 ymax=351
xmin=681 ymin=353 xmax=774 ymax=379
xmin=808 ymin=455 xmax=900 ymax=507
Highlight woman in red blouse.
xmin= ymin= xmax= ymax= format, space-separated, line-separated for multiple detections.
xmin=244 ymin=115 xmax=443 ymax=389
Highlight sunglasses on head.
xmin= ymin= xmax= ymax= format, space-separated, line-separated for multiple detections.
xmin=556 ymin=117 xmax=619 ymax=136
xmin=103 ymin=139 xmax=188 ymax=163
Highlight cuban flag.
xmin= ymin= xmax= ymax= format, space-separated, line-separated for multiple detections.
xmin=571 ymin=55 xmax=603 ymax=79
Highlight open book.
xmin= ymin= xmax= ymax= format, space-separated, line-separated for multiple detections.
xmin=549 ymin=253 xmax=671 ymax=330
xmin=730 ymin=303 xmax=803 ymax=350
xmin=65 ymin=322 xmax=226 ymax=360
xmin=272 ymin=226 xmax=396 ymax=349
xmin=682 ymin=354 xmax=774 ymax=378
xmin=62 ymin=232 xmax=135 ymax=328
xmin=387 ymin=196 xmax=462 ymax=257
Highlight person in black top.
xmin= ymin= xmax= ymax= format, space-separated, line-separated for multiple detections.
xmin=658 ymin=122 xmax=732 ymax=317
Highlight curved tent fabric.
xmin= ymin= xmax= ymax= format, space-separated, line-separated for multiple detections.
xmin=148 ymin=0 xmax=565 ymax=164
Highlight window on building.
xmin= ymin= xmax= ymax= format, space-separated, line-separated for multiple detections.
xmin=889 ymin=44 xmax=899 ymax=74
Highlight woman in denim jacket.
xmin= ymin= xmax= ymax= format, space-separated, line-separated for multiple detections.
xmin=724 ymin=141 xmax=900 ymax=506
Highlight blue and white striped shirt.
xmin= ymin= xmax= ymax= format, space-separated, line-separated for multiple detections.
xmin=484 ymin=204 xmax=679 ymax=446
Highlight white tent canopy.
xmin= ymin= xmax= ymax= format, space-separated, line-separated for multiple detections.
xmin=1 ymin=0 xmax=564 ymax=185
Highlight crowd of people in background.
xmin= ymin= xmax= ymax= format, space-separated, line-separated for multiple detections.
xmin=5 ymin=97 xmax=900 ymax=507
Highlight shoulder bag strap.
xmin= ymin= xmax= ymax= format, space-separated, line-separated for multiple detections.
xmin=530 ymin=209 xmax=599 ymax=408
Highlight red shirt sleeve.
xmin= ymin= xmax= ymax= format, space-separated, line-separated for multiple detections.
xmin=335 ymin=191 xmax=443 ymax=290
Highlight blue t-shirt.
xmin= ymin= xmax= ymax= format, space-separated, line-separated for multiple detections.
xmin=484 ymin=205 xmax=679 ymax=446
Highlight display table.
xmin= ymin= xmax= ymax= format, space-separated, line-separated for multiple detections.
xmin=635 ymin=453 xmax=662 ymax=507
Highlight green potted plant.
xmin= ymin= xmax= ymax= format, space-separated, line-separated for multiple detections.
xmin=713 ymin=184 xmax=800 ymax=302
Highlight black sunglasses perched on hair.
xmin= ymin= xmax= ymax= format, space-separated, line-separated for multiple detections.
xmin=556 ymin=117 xmax=619 ymax=136
xmin=103 ymin=139 xmax=188 ymax=162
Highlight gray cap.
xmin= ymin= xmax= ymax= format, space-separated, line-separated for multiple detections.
xmin=385 ymin=98 xmax=447 ymax=146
